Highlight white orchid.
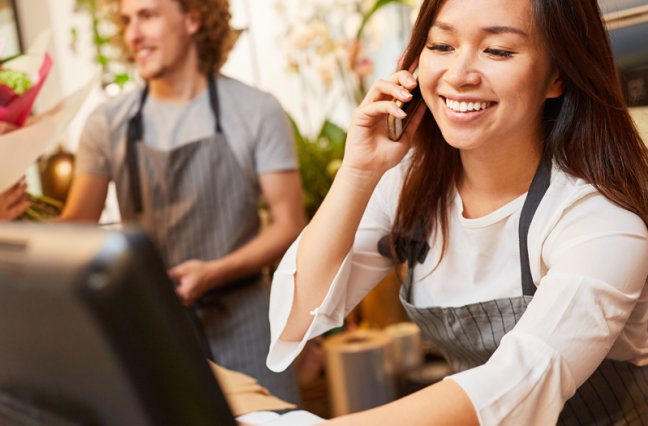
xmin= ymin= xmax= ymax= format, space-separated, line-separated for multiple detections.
xmin=276 ymin=0 xmax=419 ymax=136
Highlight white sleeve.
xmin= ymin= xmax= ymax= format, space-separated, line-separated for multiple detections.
xmin=448 ymin=193 xmax=648 ymax=425
xmin=266 ymin=168 xmax=402 ymax=372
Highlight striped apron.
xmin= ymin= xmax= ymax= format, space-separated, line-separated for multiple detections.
xmin=116 ymin=75 xmax=299 ymax=403
xmin=391 ymin=160 xmax=648 ymax=424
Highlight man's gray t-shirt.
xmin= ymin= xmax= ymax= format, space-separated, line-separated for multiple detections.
xmin=76 ymin=75 xmax=297 ymax=189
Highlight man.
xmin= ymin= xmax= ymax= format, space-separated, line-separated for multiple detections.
xmin=61 ymin=0 xmax=304 ymax=402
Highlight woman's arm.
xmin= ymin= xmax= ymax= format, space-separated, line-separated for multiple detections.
xmin=329 ymin=379 xmax=478 ymax=426
xmin=436 ymin=192 xmax=648 ymax=425
xmin=280 ymin=166 xmax=382 ymax=340
xmin=279 ymin=71 xmax=425 ymax=342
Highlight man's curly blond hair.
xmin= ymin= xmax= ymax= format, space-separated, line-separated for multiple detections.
xmin=110 ymin=0 xmax=236 ymax=75
xmin=174 ymin=0 xmax=236 ymax=74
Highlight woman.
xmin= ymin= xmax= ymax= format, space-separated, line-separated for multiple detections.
xmin=267 ymin=0 xmax=648 ymax=424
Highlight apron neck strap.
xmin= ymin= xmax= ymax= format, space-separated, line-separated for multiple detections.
xmin=518 ymin=156 xmax=551 ymax=296
xmin=378 ymin=156 xmax=552 ymax=299
xmin=125 ymin=85 xmax=149 ymax=214
xmin=207 ymin=74 xmax=222 ymax=133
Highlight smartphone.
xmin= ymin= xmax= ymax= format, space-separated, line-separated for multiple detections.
xmin=388 ymin=69 xmax=423 ymax=141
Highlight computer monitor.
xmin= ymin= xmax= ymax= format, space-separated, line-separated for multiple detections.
xmin=0 ymin=223 xmax=236 ymax=426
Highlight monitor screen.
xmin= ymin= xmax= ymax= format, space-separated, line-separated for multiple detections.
xmin=0 ymin=223 xmax=236 ymax=426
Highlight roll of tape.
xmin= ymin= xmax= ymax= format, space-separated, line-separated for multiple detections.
xmin=323 ymin=329 xmax=396 ymax=416
xmin=384 ymin=322 xmax=423 ymax=374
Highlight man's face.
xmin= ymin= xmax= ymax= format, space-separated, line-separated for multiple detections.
xmin=119 ymin=0 xmax=198 ymax=80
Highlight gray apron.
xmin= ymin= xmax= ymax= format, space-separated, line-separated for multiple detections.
xmin=384 ymin=160 xmax=648 ymax=424
xmin=115 ymin=75 xmax=299 ymax=403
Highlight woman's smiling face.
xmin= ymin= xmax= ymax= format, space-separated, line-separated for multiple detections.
xmin=418 ymin=0 xmax=563 ymax=155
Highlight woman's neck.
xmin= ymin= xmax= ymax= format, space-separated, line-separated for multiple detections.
xmin=457 ymin=141 xmax=543 ymax=218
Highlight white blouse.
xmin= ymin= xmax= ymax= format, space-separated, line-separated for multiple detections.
xmin=266 ymin=162 xmax=648 ymax=425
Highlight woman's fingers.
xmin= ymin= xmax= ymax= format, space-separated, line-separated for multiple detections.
xmin=360 ymin=70 xmax=418 ymax=106
xmin=2 ymin=182 xmax=27 ymax=206
xmin=0 ymin=122 xmax=17 ymax=135
xmin=2 ymin=181 xmax=27 ymax=206
xmin=0 ymin=180 xmax=29 ymax=220
xmin=3 ymin=198 xmax=30 ymax=220
xmin=353 ymin=100 xmax=407 ymax=128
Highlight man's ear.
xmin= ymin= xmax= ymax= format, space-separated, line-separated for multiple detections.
xmin=185 ymin=10 xmax=201 ymax=35
xmin=545 ymin=69 xmax=564 ymax=99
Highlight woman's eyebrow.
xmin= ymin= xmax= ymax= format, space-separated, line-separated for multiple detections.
xmin=433 ymin=21 xmax=529 ymax=38
xmin=483 ymin=26 xmax=529 ymax=38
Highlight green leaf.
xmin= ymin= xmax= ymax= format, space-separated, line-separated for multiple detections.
xmin=356 ymin=0 xmax=407 ymax=41
xmin=318 ymin=120 xmax=346 ymax=150
xmin=287 ymin=114 xmax=306 ymax=146
xmin=288 ymin=115 xmax=347 ymax=218
xmin=93 ymin=34 xmax=111 ymax=46
xmin=114 ymin=73 xmax=131 ymax=87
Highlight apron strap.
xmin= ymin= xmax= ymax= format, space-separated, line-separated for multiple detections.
xmin=377 ymin=157 xmax=552 ymax=298
xmin=125 ymin=85 xmax=149 ymax=214
xmin=125 ymin=75 xmax=222 ymax=214
xmin=208 ymin=74 xmax=222 ymax=134
xmin=518 ymin=157 xmax=551 ymax=296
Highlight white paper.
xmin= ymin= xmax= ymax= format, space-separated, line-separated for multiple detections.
xmin=0 ymin=75 xmax=97 ymax=192
xmin=237 ymin=410 xmax=326 ymax=426
xmin=9 ymin=30 xmax=50 ymax=81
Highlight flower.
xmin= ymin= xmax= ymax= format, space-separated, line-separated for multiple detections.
xmin=0 ymin=33 xmax=65 ymax=221
xmin=276 ymin=0 xmax=417 ymax=135
xmin=0 ymin=43 xmax=52 ymax=127
xmin=276 ymin=0 xmax=419 ymax=217
xmin=0 ymin=69 xmax=32 ymax=96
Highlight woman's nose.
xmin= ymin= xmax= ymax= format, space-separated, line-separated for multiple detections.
xmin=443 ymin=51 xmax=481 ymax=88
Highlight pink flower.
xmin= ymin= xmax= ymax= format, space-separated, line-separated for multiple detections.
xmin=0 ymin=53 xmax=52 ymax=127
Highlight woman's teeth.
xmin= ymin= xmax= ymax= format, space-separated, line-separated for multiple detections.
xmin=445 ymin=98 xmax=491 ymax=112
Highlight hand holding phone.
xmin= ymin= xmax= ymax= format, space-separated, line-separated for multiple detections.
xmin=388 ymin=69 xmax=423 ymax=141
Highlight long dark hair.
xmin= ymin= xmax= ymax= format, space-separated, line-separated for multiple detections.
xmin=392 ymin=0 xmax=648 ymax=261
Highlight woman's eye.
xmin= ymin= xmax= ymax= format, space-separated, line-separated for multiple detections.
xmin=427 ymin=44 xmax=454 ymax=53
xmin=484 ymin=48 xmax=514 ymax=58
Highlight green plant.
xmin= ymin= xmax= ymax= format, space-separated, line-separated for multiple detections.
xmin=277 ymin=0 xmax=416 ymax=217
xmin=291 ymin=117 xmax=346 ymax=218
xmin=71 ymin=0 xmax=132 ymax=89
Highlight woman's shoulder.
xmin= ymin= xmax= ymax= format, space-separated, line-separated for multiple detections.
xmin=540 ymin=165 xmax=647 ymax=237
